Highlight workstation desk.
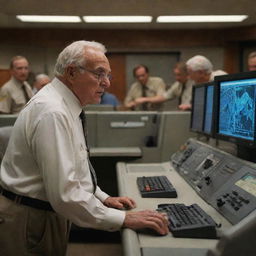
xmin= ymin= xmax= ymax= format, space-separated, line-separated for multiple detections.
xmin=116 ymin=162 xmax=232 ymax=256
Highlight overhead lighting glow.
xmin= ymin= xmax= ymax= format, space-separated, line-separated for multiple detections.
xmin=156 ymin=15 xmax=248 ymax=23
xmin=83 ymin=16 xmax=152 ymax=23
xmin=16 ymin=15 xmax=81 ymax=23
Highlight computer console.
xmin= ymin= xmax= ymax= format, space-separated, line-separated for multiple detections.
xmin=171 ymin=138 xmax=256 ymax=224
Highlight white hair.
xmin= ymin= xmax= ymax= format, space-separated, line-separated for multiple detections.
xmin=54 ymin=40 xmax=107 ymax=76
xmin=35 ymin=73 xmax=50 ymax=81
xmin=186 ymin=55 xmax=213 ymax=74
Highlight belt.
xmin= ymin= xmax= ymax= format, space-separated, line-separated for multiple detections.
xmin=0 ymin=187 xmax=54 ymax=212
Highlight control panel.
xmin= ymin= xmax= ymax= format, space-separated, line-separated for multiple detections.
xmin=210 ymin=166 xmax=256 ymax=224
xmin=171 ymin=139 xmax=199 ymax=168
xmin=171 ymin=138 xmax=256 ymax=224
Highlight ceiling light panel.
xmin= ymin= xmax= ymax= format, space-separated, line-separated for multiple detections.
xmin=16 ymin=15 xmax=81 ymax=23
xmin=157 ymin=15 xmax=248 ymax=23
xmin=83 ymin=16 xmax=152 ymax=23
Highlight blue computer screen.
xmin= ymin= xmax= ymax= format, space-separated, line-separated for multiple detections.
xmin=204 ymin=85 xmax=214 ymax=134
xmin=191 ymin=86 xmax=205 ymax=132
xmin=219 ymin=78 xmax=256 ymax=141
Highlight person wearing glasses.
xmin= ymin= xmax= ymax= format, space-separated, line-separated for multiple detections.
xmin=0 ymin=40 xmax=168 ymax=256
xmin=0 ymin=56 xmax=34 ymax=114
xmin=124 ymin=64 xmax=166 ymax=110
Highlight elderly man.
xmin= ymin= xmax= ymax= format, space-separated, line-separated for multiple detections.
xmin=0 ymin=41 xmax=168 ymax=256
xmin=247 ymin=51 xmax=256 ymax=71
xmin=186 ymin=55 xmax=227 ymax=84
xmin=33 ymin=73 xmax=51 ymax=93
xmin=0 ymin=56 xmax=33 ymax=114
xmin=185 ymin=55 xmax=227 ymax=109
xmin=124 ymin=64 xmax=166 ymax=111
xmin=131 ymin=62 xmax=194 ymax=111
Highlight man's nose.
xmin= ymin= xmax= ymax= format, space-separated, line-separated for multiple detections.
xmin=101 ymin=77 xmax=111 ymax=88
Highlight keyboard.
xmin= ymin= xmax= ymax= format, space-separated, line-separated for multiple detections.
xmin=137 ymin=175 xmax=177 ymax=198
xmin=157 ymin=203 xmax=217 ymax=239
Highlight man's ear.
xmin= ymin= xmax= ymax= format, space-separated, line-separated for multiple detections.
xmin=66 ymin=66 xmax=76 ymax=80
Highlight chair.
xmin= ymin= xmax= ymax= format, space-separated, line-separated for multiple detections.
xmin=207 ymin=211 xmax=256 ymax=256
xmin=0 ymin=126 xmax=13 ymax=163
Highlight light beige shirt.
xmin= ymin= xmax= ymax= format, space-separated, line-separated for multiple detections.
xmin=163 ymin=79 xmax=194 ymax=105
xmin=210 ymin=70 xmax=227 ymax=81
xmin=0 ymin=77 xmax=33 ymax=114
xmin=0 ymin=77 xmax=125 ymax=230
xmin=124 ymin=76 xmax=166 ymax=111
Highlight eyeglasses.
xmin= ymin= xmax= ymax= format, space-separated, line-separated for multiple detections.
xmin=79 ymin=66 xmax=113 ymax=81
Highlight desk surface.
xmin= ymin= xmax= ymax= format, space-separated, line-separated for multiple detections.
xmin=90 ymin=147 xmax=142 ymax=157
xmin=117 ymin=162 xmax=233 ymax=256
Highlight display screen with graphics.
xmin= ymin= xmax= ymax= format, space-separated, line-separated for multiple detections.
xmin=219 ymin=78 xmax=256 ymax=141
xmin=235 ymin=173 xmax=256 ymax=197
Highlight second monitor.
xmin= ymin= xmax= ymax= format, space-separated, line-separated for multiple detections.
xmin=190 ymin=81 xmax=215 ymax=137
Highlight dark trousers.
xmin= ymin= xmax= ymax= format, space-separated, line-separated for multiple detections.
xmin=0 ymin=195 xmax=70 ymax=256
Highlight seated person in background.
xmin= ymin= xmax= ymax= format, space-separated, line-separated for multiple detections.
xmin=130 ymin=62 xmax=194 ymax=111
xmin=185 ymin=55 xmax=227 ymax=110
xmin=0 ymin=40 xmax=168 ymax=256
xmin=124 ymin=64 xmax=166 ymax=111
xmin=100 ymin=91 xmax=120 ymax=108
xmin=0 ymin=56 xmax=34 ymax=114
xmin=247 ymin=51 xmax=256 ymax=71
xmin=33 ymin=73 xmax=51 ymax=94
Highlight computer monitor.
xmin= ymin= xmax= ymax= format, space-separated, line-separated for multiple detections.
xmin=214 ymin=71 xmax=256 ymax=147
xmin=203 ymin=82 xmax=215 ymax=136
xmin=190 ymin=84 xmax=206 ymax=133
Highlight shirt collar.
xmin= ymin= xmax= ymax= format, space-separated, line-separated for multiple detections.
xmin=52 ymin=77 xmax=82 ymax=120
xmin=11 ymin=76 xmax=26 ymax=87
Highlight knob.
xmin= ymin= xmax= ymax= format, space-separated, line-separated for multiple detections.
xmin=217 ymin=198 xmax=225 ymax=207
xmin=203 ymin=159 xmax=213 ymax=169
xmin=205 ymin=176 xmax=211 ymax=185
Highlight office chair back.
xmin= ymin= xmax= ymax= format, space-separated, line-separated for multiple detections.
xmin=0 ymin=126 xmax=13 ymax=163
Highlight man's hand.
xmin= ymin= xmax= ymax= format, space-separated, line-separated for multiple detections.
xmin=134 ymin=97 xmax=148 ymax=105
xmin=104 ymin=196 xmax=136 ymax=210
xmin=125 ymin=101 xmax=136 ymax=109
xmin=123 ymin=210 xmax=169 ymax=236
xmin=178 ymin=103 xmax=191 ymax=111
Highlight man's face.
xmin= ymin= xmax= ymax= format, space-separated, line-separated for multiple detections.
xmin=248 ymin=57 xmax=256 ymax=71
xmin=70 ymin=49 xmax=111 ymax=106
xmin=135 ymin=67 xmax=149 ymax=86
xmin=174 ymin=68 xmax=188 ymax=84
xmin=187 ymin=68 xmax=208 ymax=84
xmin=11 ymin=58 xmax=29 ymax=82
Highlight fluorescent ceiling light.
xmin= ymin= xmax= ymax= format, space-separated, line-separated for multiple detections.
xmin=83 ymin=16 xmax=152 ymax=23
xmin=157 ymin=15 xmax=248 ymax=23
xmin=16 ymin=15 xmax=81 ymax=23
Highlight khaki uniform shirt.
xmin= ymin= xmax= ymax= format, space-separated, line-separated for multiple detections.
xmin=163 ymin=79 xmax=194 ymax=105
xmin=210 ymin=70 xmax=227 ymax=81
xmin=0 ymin=77 xmax=33 ymax=114
xmin=124 ymin=76 xmax=166 ymax=111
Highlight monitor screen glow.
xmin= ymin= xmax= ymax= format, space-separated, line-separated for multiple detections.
xmin=191 ymin=86 xmax=205 ymax=133
xmin=218 ymin=78 xmax=256 ymax=142
xmin=203 ymin=85 xmax=214 ymax=134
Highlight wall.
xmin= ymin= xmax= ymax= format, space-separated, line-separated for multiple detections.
xmin=0 ymin=26 xmax=255 ymax=100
